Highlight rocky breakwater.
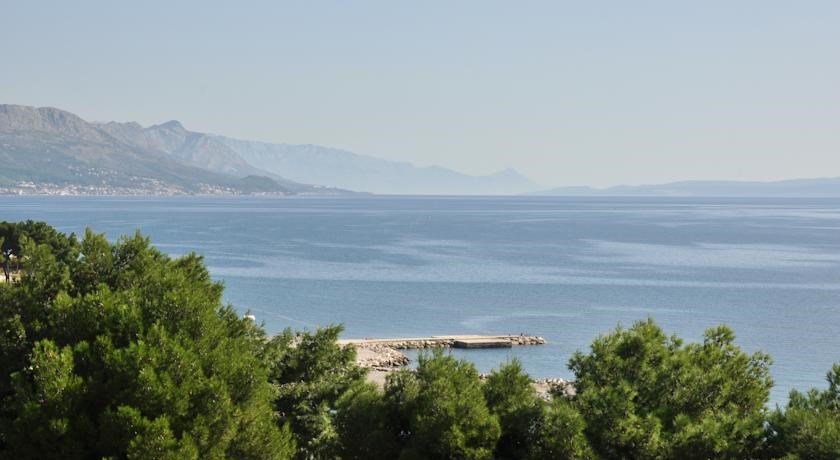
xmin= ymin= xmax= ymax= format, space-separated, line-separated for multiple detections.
xmin=356 ymin=334 xmax=547 ymax=350
xmin=510 ymin=335 xmax=547 ymax=346
xmin=340 ymin=334 xmax=546 ymax=370
xmin=532 ymin=377 xmax=577 ymax=399
xmin=352 ymin=344 xmax=410 ymax=369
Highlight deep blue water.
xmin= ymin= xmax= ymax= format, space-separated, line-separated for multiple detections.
xmin=3 ymin=195 xmax=840 ymax=404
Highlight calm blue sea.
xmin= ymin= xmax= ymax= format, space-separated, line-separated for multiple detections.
xmin=3 ymin=195 xmax=839 ymax=404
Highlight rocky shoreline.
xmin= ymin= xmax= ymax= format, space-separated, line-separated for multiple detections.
xmin=354 ymin=345 xmax=411 ymax=368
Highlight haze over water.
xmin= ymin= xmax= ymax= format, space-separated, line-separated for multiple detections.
xmin=4 ymin=195 xmax=839 ymax=404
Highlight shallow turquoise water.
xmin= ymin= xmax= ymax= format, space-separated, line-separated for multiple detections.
xmin=3 ymin=195 xmax=840 ymax=404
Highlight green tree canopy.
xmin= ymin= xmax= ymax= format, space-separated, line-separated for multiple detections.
xmin=334 ymin=381 xmax=401 ymax=459
xmin=5 ymin=220 xmax=840 ymax=459
xmin=384 ymin=350 xmax=501 ymax=460
xmin=265 ymin=325 xmax=366 ymax=458
xmin=530 ymin=398 xmax=593 ymax=460
xmin=767 ymin=363 xmax=840 ymax=459
xmin=569 ymin=318 xmax=773 ymax=459
xmin=482 ymin=359 xmax=543 ymax=459
xmin=483 ymin=359 xmax=594 ymax=460
xmin=0 ymin=220 xmax=78 ymax=264
xmin=0 ymin=223 xmax=294 ymax=459
xmin=0 ymin=220 xmax=79 ymax=281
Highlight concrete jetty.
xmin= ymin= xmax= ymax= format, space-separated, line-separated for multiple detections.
xmin=339 ymin=334 xmax=546 ymax=369
xmin=338 ymin=334 xmax=546 ymax=351
xmin=453 ymin=338 xmax=512 ymax=349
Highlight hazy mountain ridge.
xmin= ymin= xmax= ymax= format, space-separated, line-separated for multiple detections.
xmin=97 ymin=119 xmax=259 ymax=177
xmin=6 ymin=103 xmax=840 ymax=197
xmin=0 ymin=105 xmax=232 ymax=192
xmin=0 ymin=105 xmax=340 ymax=195
xmin=532 ymin=178 xmax=840 ymax=197
xmin=217 ymin=136 xmax=541 ymax=195
xmin=0 ymin=103 xmax=537 ymax=195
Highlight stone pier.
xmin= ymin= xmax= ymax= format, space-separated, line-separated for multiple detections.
xmin=339 ymin=334 xmax=546 ymax=369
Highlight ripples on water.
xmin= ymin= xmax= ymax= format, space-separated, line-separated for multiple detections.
xmin=3 ymin=195 xmax=840 ymax=404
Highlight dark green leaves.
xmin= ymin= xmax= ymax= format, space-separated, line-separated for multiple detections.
xmin=569 ymin=318 xmax=772 ymax=459
xmin=767 ymin=364 xmax=840 ymax=459
xmin=0 ymin=221 xmax=293 ymax=459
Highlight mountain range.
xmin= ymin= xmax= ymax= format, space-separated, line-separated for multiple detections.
xmin=0 ymin=104 xmax=346 ymax=195
xmin=0 ymin=104 xmax=540 ymax=195
xmin=6 ymin=104 xmax=838 ymax=197
xmin=216 ymin=136 xmax=540 ymax=195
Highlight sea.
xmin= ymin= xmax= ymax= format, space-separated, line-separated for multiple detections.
xmin=2 ymin=195 xmax=839 ymax=405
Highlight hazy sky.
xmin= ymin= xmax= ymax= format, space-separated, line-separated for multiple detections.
xmin=2 ymin=1 xmax=838 ymax=187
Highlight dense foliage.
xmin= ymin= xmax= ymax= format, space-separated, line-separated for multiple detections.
xmin=265 ymin=325 xmax=366 ymax=458
xmin=569 ymin=319 xmax=773 ymax=458
xmin=767 ymin=364 xmax=840 ymax=459
xmin=0 ymin=223 xmax=294 ymax=459
xmin=1 ymin=221 xmax=838 ymax=459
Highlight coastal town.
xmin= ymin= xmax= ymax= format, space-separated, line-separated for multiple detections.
xmin=0 ymin=180 xmax=285 ymax=196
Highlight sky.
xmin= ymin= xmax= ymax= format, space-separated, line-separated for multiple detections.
xmin=1 ymin=1 xmax=839 ymax=188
